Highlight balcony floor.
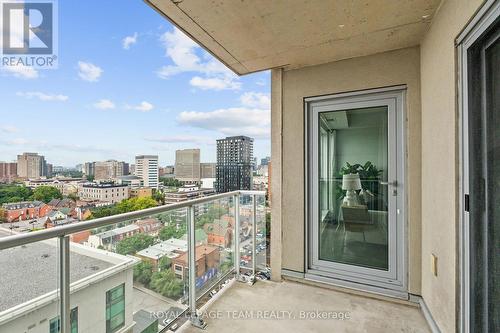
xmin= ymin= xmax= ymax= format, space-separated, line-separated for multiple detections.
xmin=180 ymin=280 xmax=430 ymax=333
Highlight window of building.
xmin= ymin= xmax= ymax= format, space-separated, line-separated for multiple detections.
xmin=106 ymin=284 xmax=125 ymax=333
xmin=49 ymin=307 xmax=78 ymax=333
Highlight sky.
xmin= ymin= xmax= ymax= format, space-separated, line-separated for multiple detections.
xmin=0 ymin=0 xmax=270 ymax=167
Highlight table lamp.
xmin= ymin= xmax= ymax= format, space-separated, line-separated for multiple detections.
xmin=342 ymin=173 xmax=361 ymax=206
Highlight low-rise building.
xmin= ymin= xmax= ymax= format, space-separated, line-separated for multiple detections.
xmin=135 ymin=238 xmax=188 ymax=270
xmin=164 ymin=185 xmax=215 ymax=204
xmin=134 ymin=218 xmax=163 ymax=236
xmin=86 ymin=224 xmax=140 ymax=250
xmin=1 ymin=201 xmax=51 ymax=222
xmin=130 ymin=187 xmax=153 ymax=199
xmin=78 ymin=183 xmax=130 ymax=204
xmin=204 ymin=219 xmax=232 ymax=248
xmin=171 ymin=244 xmax=219 ymax=282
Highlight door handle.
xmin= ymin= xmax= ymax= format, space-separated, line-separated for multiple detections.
xmin=380 ymin=180 xmax=397 ymax=186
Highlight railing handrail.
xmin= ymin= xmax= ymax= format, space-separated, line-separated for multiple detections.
xmin=0 ymin=190 xmax=265 ymax=251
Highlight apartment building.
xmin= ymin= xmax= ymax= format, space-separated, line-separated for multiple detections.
xmin=17 ymin=153 xmax=49 ymax=179
xmin=200 ymin=162 xmax=216 ymax=178
xmin=78 ymin=183 xmax=130 ymax=204
xmin=93 ymin=160 xmax=128 ymax=181
xmin=0 ymin=162 xmax=17 ymax=183
xmin=215 ymin=136 xmax=254 ymax=193
xmin=86 ymin=224 xmax=141 ymax=250
xmin=0 ymin=231 xmax=137 ymax=333
xmin=174 ymin=149 xmax=200 ymax=183
xmin=135 ymin=155 xmax=159 ymax=189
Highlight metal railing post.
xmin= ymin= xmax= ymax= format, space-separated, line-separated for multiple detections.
xmin=59 ymin=236 xmax=70 ymax=333
xmin=187 ymin=205 xmax=206 ymax=329
xmin=251 ymin=194 xmax=257 ymax=284
xmin=234 ymin=193 xmax=240 ymax=281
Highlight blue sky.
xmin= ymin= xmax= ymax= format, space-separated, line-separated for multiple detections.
xmin=0 ymin=0 xmax=270 ymax=167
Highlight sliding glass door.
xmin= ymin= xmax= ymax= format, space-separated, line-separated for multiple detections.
xmin=462 ymin=8 xmax=499 ymax=332
xmin=306 ymin=88 xmax=406 ymax=294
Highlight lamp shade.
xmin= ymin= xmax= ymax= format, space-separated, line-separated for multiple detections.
xmin=342 ymin=173 xmax=361 ymax=190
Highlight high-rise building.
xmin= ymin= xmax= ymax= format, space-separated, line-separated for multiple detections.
xmin=0 ymin=162 xmax=17 ymax=183
xmin=200 ymin=162 xmax=216 ymax=178
xmin=215 ymin=136 xmax=254 ymax=193
xmin=93 ymin=160 xmax=127 ymax=181
xmin=135 ymin=155 xmax=159 ymax=189
xmin=83 ymin=162 xmax=95 ymax=179
xmin=261 ymin=156 xmax=271 ymax=166
xmin=174 ymin=149 xmax=200 ymax=183
xmin=17 ymin=153 xmax=47 ymax=179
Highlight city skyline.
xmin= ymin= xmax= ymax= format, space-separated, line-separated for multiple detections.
xmin=0 ymin=0 xmax=270 ymax=167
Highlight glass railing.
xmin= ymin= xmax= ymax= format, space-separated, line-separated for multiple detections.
xmin=0 ymin=190 xmax=266 ymax=333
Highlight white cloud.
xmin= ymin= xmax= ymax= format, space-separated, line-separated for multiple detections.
xmin=0 ymin=125 xmax=19 ymax=133
xmin=5 ymin=138 xmax=29 ymax=145
xmin=240 ymin=92 xmax=270 ymax=109
xmin=17 ymin=91 xmax=69 ymax=102
xmin=122 ymin=32 xmax=138 ymax=50
xmin=177 ymin=107 xmax=270 ymax=139
xmin=127 ymin=101 xmax=154 ymax=112
xmin=2 ymin=65 xmax=39 ymax=79
xmin=78 ymin=61 xmax=103 ymax=82
xmin=190 ymin=76 xmax=241 ymax=91
xmin=93 ymin=99 xmax=115 ymax=110
xmin=157 ymin=27 xmax=240 ymax=90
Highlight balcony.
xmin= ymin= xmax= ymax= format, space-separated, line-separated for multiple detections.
xmin=0 ymin=190 xmax=267 ymax=333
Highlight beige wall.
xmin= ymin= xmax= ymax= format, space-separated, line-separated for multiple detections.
xmin=277 ymin=46 xmax=422 ymax=294
xmin=420 ymin=0 xmax=484 ymax=332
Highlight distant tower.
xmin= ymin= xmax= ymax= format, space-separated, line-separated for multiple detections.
xmin=135 ymin=155 xmax=159 ymax=189
xmin=215 ymin=136 xmax=253 ymax=193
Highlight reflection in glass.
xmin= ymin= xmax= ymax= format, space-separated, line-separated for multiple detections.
xmin=318 ymin=107 xmax=389 ymax=270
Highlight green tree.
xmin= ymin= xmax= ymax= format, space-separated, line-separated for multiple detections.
xmin=116 ymin=233 xmax=155 ymax=255
xmin=133 ymin=261 xmax=154 ymax=287
xmin=158 ymin=256 xmax=172 ymax=271
xmin=150 ymin=270 xmax=183 ymax=298
xmin=159 ymin=224 xmax=186 ymax=241
xmin=160 ymin=177 xmax=183 ymax=188
xmin=0 ymin=184 xmax=33 ymax=204
xmin=152 ymin=191 xmax=165 ymax=205
xmin=32 ymin=186 xmax=62 ymax=203
xmin=88 ymin=197 xmax=158 ymax=219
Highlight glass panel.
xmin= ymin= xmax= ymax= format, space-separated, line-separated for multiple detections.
xmin=318 ymin=107 xmax=389 ymax=270
xmin=255 ymin=194 xmax=269 ymax=277
xmin=238 ymin=194 xmax=254 ymax=278
xmin=194 ymin=197 xmax=234 ymax=305
xmin=468 ymin=21 xmax=500 ymax=332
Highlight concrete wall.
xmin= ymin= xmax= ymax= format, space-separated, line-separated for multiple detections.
xmin=276 ymin=46 xmax=422 ymax=294
xmin=419 ymin=0 xmax=484 ymax=332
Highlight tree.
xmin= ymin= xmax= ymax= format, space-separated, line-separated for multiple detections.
xmin=0 ymin=184 xmax=33 ymax=204
xmin=150 ymin=270 xmax=183 ymax=298
xmin=159 ymin=224 xmax=186 ymax=241
xmin=88 ymin=197 xmax=158 ymax=219
xmin=152 ymin=191 xmax=165 ymax=205
xmin=133 ymin=261 xmax=154 ymax=287
xmin=116 ymin=233 xmax=155 ymax=255
xmin=159 ymin=256 xmax=172 ymax=271
xmin=160 ymin=177 xmax=183 ymax=188
xmin=32 ymin=186 xmax=62 ymax=203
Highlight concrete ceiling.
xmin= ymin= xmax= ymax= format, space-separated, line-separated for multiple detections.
xmin=146 ymin=0 xmax=442 ymax=75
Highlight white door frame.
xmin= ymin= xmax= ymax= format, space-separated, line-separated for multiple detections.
xmin=457 ymin=1 xmax=500 ymax=332
xmin=304 ymin=86 xmax=407 ymax=298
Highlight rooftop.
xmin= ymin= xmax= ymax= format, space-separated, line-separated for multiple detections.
xmin=0 ymin=229 xmax=114 ymax=312
xmin=136 ymin=238 xmax=188 ymax=260
xmin=2 ymin=201 xmax=45 ymax=209
xmin=94 ymin=224 xmax=140 ymax=239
